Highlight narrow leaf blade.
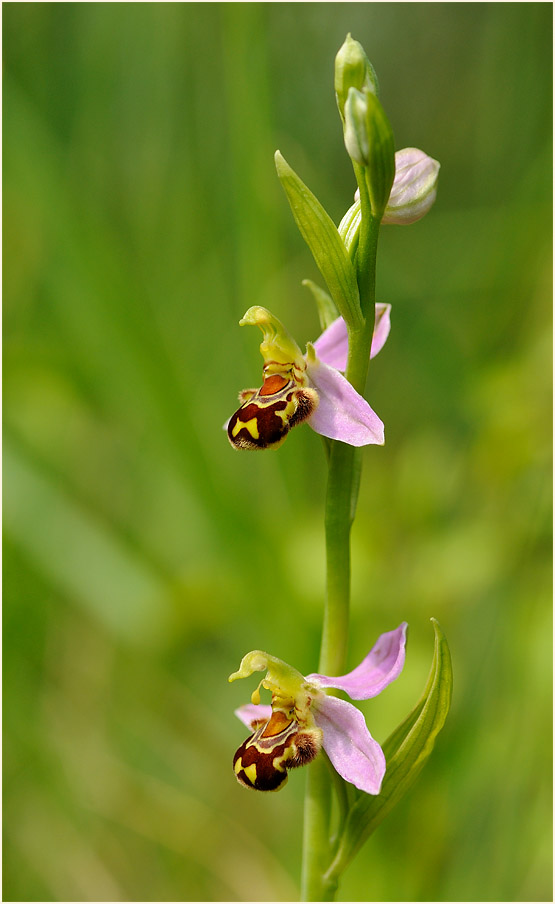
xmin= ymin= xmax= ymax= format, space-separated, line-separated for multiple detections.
xmin=275 ymin=151 xmax=363 ymax=330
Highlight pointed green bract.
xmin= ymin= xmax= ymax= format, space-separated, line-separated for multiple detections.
xmin=324 ymin=618 xmax=453 ymax=881
xmin=362 ymin=90 xmax=395 ymax=221
xmin=302 ymin=280 xmax=339 ymax=332
xmin=337 ymin=198 xmax=361 ymax=259
xmin=275 ymin=151 xmax=363 ymax=331
xmin=343 ymin=86 xmax=395 ymax=222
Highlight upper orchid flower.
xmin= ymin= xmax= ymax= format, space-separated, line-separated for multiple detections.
xmin=227 ymin=304 xmax=390 ymax=451
xmin=229 ymin=623 xmax=407 ymax=794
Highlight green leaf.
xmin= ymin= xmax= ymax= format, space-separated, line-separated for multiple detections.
xmin=325 ymin=618 xmax=453 ymax=882
xmin=275 ymin=151 xmax=363 ymax=331
xmin=301 ymin=279 xmax=338 ymax=331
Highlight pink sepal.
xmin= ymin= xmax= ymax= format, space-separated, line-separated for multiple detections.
xmin=313 ymin=305 xmax=391 ymax=372
xmin=234 ymin=703 xmax=272 ymax=729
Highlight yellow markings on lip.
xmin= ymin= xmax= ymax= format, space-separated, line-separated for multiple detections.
xmin=243 ymin=763 xmax=258 ymax=784
xmin=274 ymin=399 xmax=296 ymax=427
xmin=232 ymin=417 xmax=259 ymax=440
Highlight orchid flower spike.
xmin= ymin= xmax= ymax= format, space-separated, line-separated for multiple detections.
xmin=229 ymin=623 xmax=407 ymax=794
xmin=227 ymin=305 xmax=391 ymax=450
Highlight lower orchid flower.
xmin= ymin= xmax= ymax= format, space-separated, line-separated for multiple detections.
xmin=229 ymin=623 xmax=407 ymax=794
xmin=227 ymin=304 xmax=391 ymax=450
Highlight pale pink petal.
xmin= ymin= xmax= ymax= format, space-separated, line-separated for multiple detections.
xmin=308 ymin=623 xmax=407 ymax=700
xmin=312 ymin=695 xmax=385 ymax=794
xmin=312 ymin=306 xmax=392 ymax=373
xmin=235 ymin=703 xmax=272 ymax=729
xmin=306 ymin=357 xmax=384 ymax=446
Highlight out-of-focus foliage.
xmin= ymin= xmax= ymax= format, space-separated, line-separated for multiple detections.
xmin=3 ymin=4 xmax=551 ymax=901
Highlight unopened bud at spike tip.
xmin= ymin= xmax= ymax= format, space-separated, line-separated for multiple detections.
xmin=335 ymin=34 xmax=379 ymax=121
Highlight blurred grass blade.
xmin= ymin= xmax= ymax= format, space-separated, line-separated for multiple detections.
xmin=4 ymin=439 xmax=174 ymax=644
xmin=326 ymin=618 xmax=453 ymax=881
xmin=275 ymin=151 xmax=363 ymax=330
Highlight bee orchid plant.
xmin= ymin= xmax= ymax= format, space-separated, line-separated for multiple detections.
xmin=226 ymin=35 xmax=452 ymax=902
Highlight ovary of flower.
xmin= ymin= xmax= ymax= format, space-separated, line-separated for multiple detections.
xmin=227 ymin=305 xmax=391 ymax=451
xmin=229 ymin=623 xmax=408 ymax=794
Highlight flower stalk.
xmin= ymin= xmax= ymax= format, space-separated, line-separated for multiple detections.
xmin=303 ymin=203 xmax=382 ymax=904
xmin=298 ymin=33 xmax=397 ymax=899
xmin=226 ymin=33 xmax=450 ymax=904
xmin=301 ymin=758 xmax=337 ymax=901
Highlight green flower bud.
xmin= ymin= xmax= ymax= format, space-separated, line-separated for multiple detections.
xmin=344 ymin=87 xmax=370 ymax=166
xmin=335 ymin=34 xmax=379 ymax=120
xmin=343 ymin=87 xmax=395 ymax=220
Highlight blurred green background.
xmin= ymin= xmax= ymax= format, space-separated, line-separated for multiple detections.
xmin=3 ymin=3 xmax=552 ymax=902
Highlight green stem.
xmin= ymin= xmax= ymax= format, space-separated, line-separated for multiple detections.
xmin=353 ymin=163 xmax=380 ymax=323
xmin=320 ymin=209 xmax=380 ymax=673
xmin=301 ymin=758 xmax=337 ymax=901
xmin=301 ymin=210 xmax=381 ymax=901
